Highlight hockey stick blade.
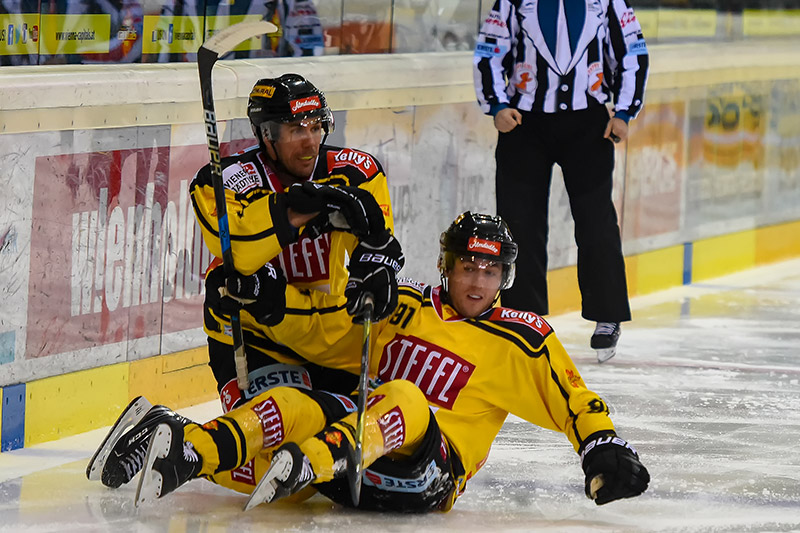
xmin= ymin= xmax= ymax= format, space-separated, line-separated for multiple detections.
xmin=200 ymin=20 xmax=277 ymax=56
xmin=86 ymin=396 xmax=153 ymax=481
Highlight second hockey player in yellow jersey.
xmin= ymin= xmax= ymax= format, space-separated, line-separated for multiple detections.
xmin=117 ymin=211 xmax=649 ymax=513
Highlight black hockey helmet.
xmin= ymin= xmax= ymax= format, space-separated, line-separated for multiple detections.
xmin=247 ymin=73 xmax=334 ymax=143
xmin=438 ymin=211 xmax=518 ymax=291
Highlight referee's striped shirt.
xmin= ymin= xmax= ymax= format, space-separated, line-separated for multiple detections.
xmin=473 ymin=0 xmax=649 ymax=119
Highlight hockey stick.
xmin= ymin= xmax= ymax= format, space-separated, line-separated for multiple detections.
xmin=197 ymin=20 xmax=277 ymax=390
xmin=348 ymin=293 xmax=375 ymax=507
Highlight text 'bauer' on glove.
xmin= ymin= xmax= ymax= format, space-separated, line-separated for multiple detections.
xmin=286 ymin=182 xmax=386 ymax=239
xmin=345 ymin=229 xmax=405 ymax=323
xmin=205 ymin=264 xmax=287 ymax=327
xmin=579 ymin=431 xmax=650 ymax=505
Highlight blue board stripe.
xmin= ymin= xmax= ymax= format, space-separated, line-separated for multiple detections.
xmin=2 ymin=383 xmax=26 ymax=452
xmin=683 ymin=242 xmax=693 ymax=285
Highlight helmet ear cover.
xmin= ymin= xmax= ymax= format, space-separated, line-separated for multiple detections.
xmin=438 ymin=211 xmax=518 ymax=291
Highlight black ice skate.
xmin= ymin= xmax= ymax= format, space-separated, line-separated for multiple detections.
xmin=591 ymin=322 xmax=621 ymax=363
xmin=88 ymin=397 xmax=192 ymax=489
xmin=87 ymin=396 xmax=152 ymax=485
xmin=243 ymin=442 xmax=316 ymax=511
xmin=134 ymin=419 xmax=203 ymax=507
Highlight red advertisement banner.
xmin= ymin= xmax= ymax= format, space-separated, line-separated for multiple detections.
xmin=26 ymin=143 xmax=211 ymax=359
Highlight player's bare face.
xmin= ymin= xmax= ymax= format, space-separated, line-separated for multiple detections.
xmin=447 ymin=257 xmax=503 ymax=318
xmin=273 ymin=119 xmax=323 ymax=179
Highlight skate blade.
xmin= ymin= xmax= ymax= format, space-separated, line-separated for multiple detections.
xmin=243 ymin=452 xmax=293 ymax=511
xmin=86 ymin=396 xmax=153 ymax=481
xmin=596 ymin=347 xmax=617 ymax=363
xmin=134 ymin=424 xmax=172 ymax=507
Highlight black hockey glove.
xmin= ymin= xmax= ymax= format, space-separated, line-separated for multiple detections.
xmin=345 ymin=229 xmax=405 ymax=323
xmin=205 ymin=264 xmax=287 ymax=327
xmin=286 ymin=182 xmax=386 ymax=239
xmin=580 ymin=432 xmax=650 ymax=505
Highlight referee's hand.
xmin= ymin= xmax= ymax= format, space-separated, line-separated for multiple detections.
xmin=494 ymin=108 xmax=523 ymax=133
xmin=604 ymin=117 xmax=628 ymax=143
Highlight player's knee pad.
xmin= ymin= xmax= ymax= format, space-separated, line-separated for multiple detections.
xmin=368 ymin=380 xmax=430 ymax=451
xmin=201 ymin=386 xmax=326 ymax=471
xmin=370 ymin=380 xmax=428 ymax=413
xmin=238 ymin=386 xmax=327 ymax=448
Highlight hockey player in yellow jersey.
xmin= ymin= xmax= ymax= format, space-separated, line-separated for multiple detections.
xmin=116 ymin=212 xmax=649 ymax=512
xmin=87 ymin=74 xmax=403 ymax=494
xmin=190 ymin=73 xmax=402 ymax=412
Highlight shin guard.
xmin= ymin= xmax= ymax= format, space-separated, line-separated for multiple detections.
xmin=186 ymin=386 xmax=327 ymax=493
xmin=300 ymin=380 xmax=431 ymax=483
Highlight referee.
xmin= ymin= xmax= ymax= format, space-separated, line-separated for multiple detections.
xmin=473 ymin=0 xmax=649 ymax=362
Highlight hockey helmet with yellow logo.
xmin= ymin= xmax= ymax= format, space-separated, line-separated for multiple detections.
xmin=247 ymin=73 xmax=334 ymax=144
xmin=438 ymin=211 xmax=518 ymax=291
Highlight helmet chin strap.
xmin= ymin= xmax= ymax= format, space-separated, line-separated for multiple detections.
xmin=259 ymin=136 xmax=311 ymax=185
xmin=256 ymin=127 xmax=326 ymax=186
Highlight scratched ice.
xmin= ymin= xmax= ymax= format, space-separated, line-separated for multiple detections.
xmin=1 ymin=259 xmax=799 ymax=532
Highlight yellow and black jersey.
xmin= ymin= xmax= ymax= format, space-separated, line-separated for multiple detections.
xmin=191 ymin=143 xmax=394 ymax=294
xmin=264 ymin=278 xmax=616 ymax=500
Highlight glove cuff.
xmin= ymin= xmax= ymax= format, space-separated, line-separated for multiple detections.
xmin=580 ymin=432 xmax=639 ymax=468
xmin=273 ymin=192 xmax=301 ymax=246
xmin=361 ymin=228 xmax=393 ymax=248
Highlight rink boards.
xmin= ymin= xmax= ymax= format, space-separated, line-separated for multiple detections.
xmin=2 ymin=40 xmax=800 ymax=451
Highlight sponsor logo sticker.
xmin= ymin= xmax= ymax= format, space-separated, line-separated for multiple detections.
xmin=327 ymin=148 xmax=376 ymax=178
xmin=362 ymin=460 xmax=439 ymax=493
xmin=251 ymin=397 xmax=285 ymax=448
xmin=220 ymin=378 xmax=243 ymax=412
xmin=240 ymin=364 xmax=313 ymax=401
xmin=490 ymin=308 xmax=552 ymax=336
xmin=377 ymin=334 xmax=475 ymax=409
xmin=467 ymin=236 xmax=501 ymax=256
xmin=324 ymin=430 xmax=344 ymax=447
xmin=475 ymin=42 xmax=506 ymax=58
xmin=272 ymin=231 xmax=331 ymax=284
xmin=324 ymin=392 xmax=358 ymax=413
xmin=628 ymin=39 xmax=648 ymax=55
xmin=620 ymin=10 xmax=637 ymax=29
xmin=565 ymin=368 xmax=582 ymax=388
xmin=587 ymin=61 xmax=604 ymax=95
xmin=230 ymin=460 xmax=257 ymax=485
xmin=290 ymin=95 xmax=321 ymax=114
xmin=377 ymin=407 xmax=406 ymax=451
xmin=222 ymin=161 xmax=262 ymax=194
xmin=484 ymin=12 xmax=506 ymax=28
xmin=398 ymin=277 xmax=426 ymax=293
xmin=250 ymin=85 xmax=276 ymax=98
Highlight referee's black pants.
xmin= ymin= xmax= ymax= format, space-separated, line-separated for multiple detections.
xmin=495 ymin=104 xmax=631 ymax=323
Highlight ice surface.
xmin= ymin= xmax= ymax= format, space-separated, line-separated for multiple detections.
xmin=2 ymin=259 xmax=800 ymax=532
